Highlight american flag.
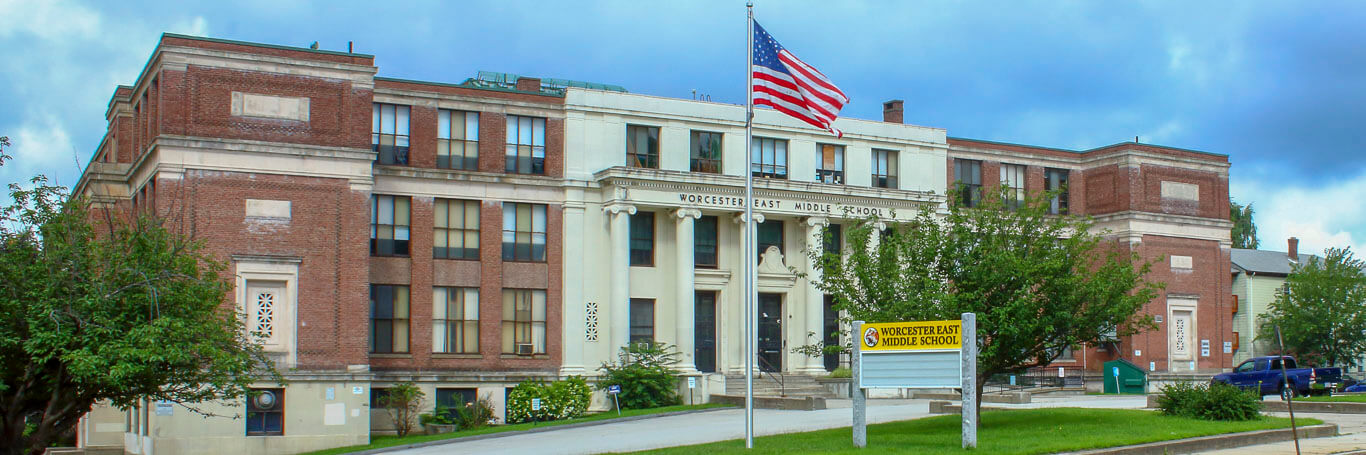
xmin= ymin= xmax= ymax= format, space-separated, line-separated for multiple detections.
xmin=752 ymin=21 xmax=849 ymax=137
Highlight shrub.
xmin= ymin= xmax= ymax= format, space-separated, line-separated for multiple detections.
xmin=828 ymin=367 xmax=852 ymax=379
xmin=378 ymin=382 xmax=425 ymax=436
xmin=418 ymin=404 xmax=455 ymax=427
xmin=506 ymin=376 xmax=592 ymax=424
xmin=453 ymin=394 xmax=499 ymax=430
xmin=598 ymin=341 xmax=682 ymax=410
xmin=1157 ymin=381 xmax=1262 ymax=421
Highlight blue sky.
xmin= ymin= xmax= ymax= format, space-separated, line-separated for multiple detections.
xmin=2 ymin=0 xmax=1364 ymax=254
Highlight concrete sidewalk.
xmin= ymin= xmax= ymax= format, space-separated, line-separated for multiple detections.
xmin=389 ymin=395 xmax=1148 ymax=454
xmin=1201 ymin=411 xmax=1366 ymax=455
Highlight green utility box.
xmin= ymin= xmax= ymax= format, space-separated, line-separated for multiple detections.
xmin=1103 ymin=359 xmax=1147 ymax=394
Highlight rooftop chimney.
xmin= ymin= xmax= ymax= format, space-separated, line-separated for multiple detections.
xmin=883 ymin=99 xmax=904 ymax=124
xmin=516 ymin=77 xmax=542 ymax=93
xmin=1288 ymin=237 xmax=1299 ymax=260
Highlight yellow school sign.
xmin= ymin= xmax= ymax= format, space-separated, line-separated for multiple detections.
xmin=860 ymin=320 xmax=962 ymax=351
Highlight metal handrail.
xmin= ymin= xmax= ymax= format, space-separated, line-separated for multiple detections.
xmin=756 ymin=356 xmax=787 ymax=396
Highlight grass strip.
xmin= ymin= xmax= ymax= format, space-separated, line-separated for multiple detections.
xmin=626 ymin=408 xmax=1320 ymax=454
xmin=1297 ymin=394 xmax=1366 ymax=403
xmin=304 ymin=403 xmax=732 ymax=455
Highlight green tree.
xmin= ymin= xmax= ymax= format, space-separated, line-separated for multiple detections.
xmin=809 ymin=186 xmax=1162 ymax=415
xmin=1230 ymin=200 xmax=1259 ymax=249
xmin=1258 ymin=247 xmax=1366 ymax=367
xmin=0 ymin=136 xmax=10 ymax=167
xmin=0 ymin=178 xmax=279 ymax=455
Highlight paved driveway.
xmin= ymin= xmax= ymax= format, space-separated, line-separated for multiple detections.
xmin=391 ymin=395 xmax=1148 ymax=455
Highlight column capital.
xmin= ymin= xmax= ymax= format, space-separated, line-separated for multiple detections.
xmin=804 ymin=216 xmax=830 ymax=228
xmin=872 ymin=221 xmax=887 ymax=231
xmin=603 ymin=203 xmax=637 ymax=216
xmin=673 ymin=207 xmax=703 ymax=221
xmin=732 ymin=212 xmax=765 ymax=224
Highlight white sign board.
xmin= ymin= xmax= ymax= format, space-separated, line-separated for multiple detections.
xmin=687 ymin=377 xmax=697 ymax=389
xmin=853 ymin=315 xmax=977 ymax=450
xmin=154 ymin=401 xmax=173 ymax=416
xmin=531 ymin=398 xmax=542 ymax=411
xmin=1224 ymin=341 xmax=1233 ymax=354
xmin=857 ymin=320 xmax=963 ymax=389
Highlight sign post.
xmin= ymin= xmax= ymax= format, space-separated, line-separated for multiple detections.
xmin=961 ymin=313 xmax=977 ymax=449
xmin=852 ymin=314 xmax=976 ymax=448
xmin=607 ymin=385 xmax=622 ymax=416
xmin=852 ymin=321 xmax=866 ymax=448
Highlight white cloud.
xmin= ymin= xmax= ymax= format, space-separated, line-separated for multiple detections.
xmin=0 ymin=0 xmax=101 ymax=40
xmin=0 ymin=1 xmax=209 ymax=189
xmin=1232 ymin=171 xmax=1366 ymax=256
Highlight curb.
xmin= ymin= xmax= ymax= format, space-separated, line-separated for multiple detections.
xmin=1263 ymin=400 xmax=1366 ymax=414
xmin=1067 ymin=423 xmax=1339 ymax=454
xmin=348 ymin=406 xmax=734 ymax=455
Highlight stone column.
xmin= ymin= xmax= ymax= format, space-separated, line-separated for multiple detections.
xmin=731 ymin=212 xmax=764 ymax=374
xmin=674 ymin=208 xmax=702 ymax=372
xmin=605 ymin=203 xmax=636 ymax=355
xmin=559 ymin=201 xmax=587 ymax=375
xmin=801 ymin=216 xmax=829 ymax=374
xmin=867 ymin=221 xmax=887 ymax=252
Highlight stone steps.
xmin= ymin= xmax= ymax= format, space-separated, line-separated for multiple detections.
xmin=724 ymin=373 xmax=835 ymax=397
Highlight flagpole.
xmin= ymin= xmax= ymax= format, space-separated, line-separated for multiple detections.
xmin=744 ymin=0 xmax=756 ymax=450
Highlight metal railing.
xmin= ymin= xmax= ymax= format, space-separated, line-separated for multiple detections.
xmin=756 ymin=356 xmax=787 ymax=396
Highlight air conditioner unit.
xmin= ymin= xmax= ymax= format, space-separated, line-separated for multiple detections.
xmin=516 ymin=343 xmax=535 ymax=356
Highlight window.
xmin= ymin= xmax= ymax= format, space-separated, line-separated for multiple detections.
xmin=434 ymin=199 xmax=480 ymax=260
xmin=626 ymin=125 xmax=659 ymax=169
xmin=505 ymin=115 xmax=546 ymax=174
xmin=435 ymin=388 xmax=477 ymax=418
xmin=433 ymin=287 xmax=479 ymax=354
xmin=751 ymin=137 xmax=788 ymax=179
xmin=630 ymin=211 xmax=655 ymax=266
xmin=373 ymin=104 xmax=411 ymax=165
xmin=371 ymin=195 xmax=411 ymax=256
xmin=369 ymin=388 xmax=391 ymax=408
xmin=757 ymin=219 xmax=784 ymax=261
xmin=954 ymin=159 xmax=982 ymax=208
xmin=690 ymin=131 xmax=723 ymax=173
xmin=502 ymin=203 xmax=547 ymax=262
xmin=823 ymin=223 xmax=842 ymax=256
xmin=502 ymin=289 xmax=546 ymax=354
xmin=694 ymin=215 xmax=719 ymax=268
xmin=245 ymin=388 xmax=284 ymax=436
xmin=438 ymin=110 xmax=479 ymax=170
xmin=872 ymin=149 xmax=898 ymax=189
xmin=1000 ymin=163 xmax=1025 ymax=211
xmin=1045 ymin=168 xmax=1069 ymax=214
xmin=630 ymin=298 xmax=655 ymax=343
xmin=816 ymin=144 xmax=844 ymax=184
xmin=370 ymin=285 xmax=410 ymax=353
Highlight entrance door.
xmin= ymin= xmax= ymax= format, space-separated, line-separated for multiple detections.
xmin=758 ymin=293 xmax=783 ymax=372
xmin=694 ymin=291 xmax=717 ymax=373
xmin=823 ymin=294 xmax=839 ymax=372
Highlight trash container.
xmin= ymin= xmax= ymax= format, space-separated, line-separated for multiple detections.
xmin=1103 ymin=359 xmax=1147 ymax=394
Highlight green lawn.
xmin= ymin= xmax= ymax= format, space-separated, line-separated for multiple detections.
xmin=625 ymin=408 xmax=1319 ymax=455
xmin=1298 ymin=394 xmax=1366 ymax=403
xmin=302 ymin=403 xmax=731 ymax=455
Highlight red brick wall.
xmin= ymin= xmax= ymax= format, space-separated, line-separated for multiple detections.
xmin=159 ymin=66 xmax=372 ymax=150
xmin=161 ymin=35 xmax=375 ymax=66
xmin=1119 ymin=235 xmax=1232 ymax=371
xmin=366 ymin=197 xmax=562 ymax=373
xmin=175 ymin=171 xmax=372 ymax=370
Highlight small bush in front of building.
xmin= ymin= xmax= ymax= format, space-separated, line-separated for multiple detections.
xmin=598 ymin=341 xmax=682 ymax=410
xmin=378 ymin=382 xmax=426 ymax=436
xmin=828 ymin=367 xmax=852 ymax=379
xmin=506 ymin=376 xmax=592 ymax=424
xmin=453 ymin=394 xmax=499 ymax=430
xmin=1157 ymin=381 xmax=1262 ymax=421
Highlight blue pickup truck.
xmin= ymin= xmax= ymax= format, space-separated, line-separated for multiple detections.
xmin=1212 ymin=356 xmax=1343 ymax=399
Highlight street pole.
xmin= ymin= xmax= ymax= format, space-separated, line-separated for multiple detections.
xmin=852 ymin=321 xmax=866 ymax=448
xmin=1275 ymin=325 xmax=1301 ymax=455
xmin=743 ymin=1 xmax=756 ymax=449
